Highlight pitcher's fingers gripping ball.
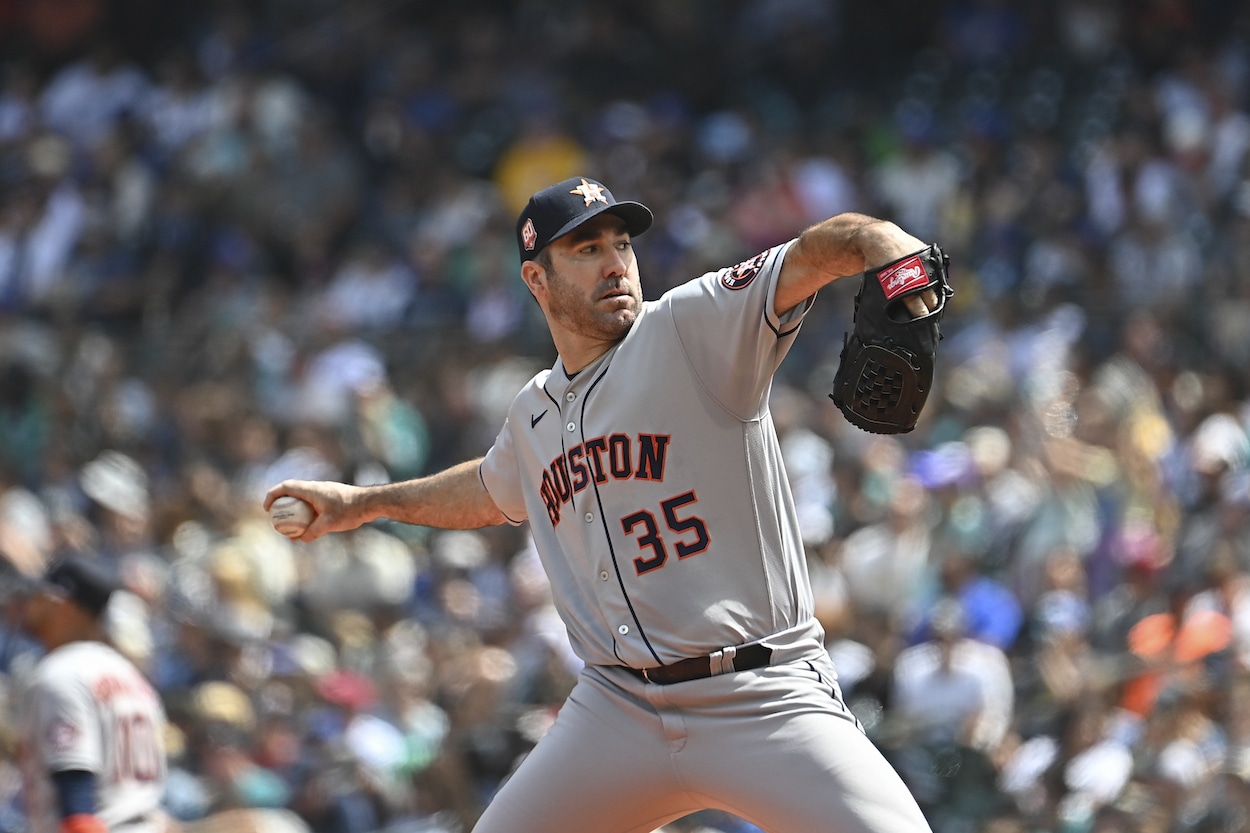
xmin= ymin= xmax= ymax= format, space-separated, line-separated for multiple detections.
xmin=269 ymin=495 xmax=315 ymax=538
xmin=830 ymin=244 xmax=953 ymax=434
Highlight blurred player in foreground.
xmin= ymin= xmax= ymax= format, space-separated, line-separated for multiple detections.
xmin=13 ymin=556 xmax=171 ymax=833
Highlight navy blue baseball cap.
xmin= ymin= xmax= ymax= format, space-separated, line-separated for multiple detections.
xmin=516 ymin=177 xmax=653 ymax=261
xmin=41 ymin=555 xmax=119 ymax=617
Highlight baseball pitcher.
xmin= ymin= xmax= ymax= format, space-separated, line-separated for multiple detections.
xmin=267 ymin=176 xmax=948 ymax=833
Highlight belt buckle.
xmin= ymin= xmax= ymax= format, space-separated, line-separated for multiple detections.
xmin=641 ymin=667 xmax=652 ymax=683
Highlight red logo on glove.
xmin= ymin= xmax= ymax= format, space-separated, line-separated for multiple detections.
xmin=521 ymin=218 xmax=538 ymax=251
xmin=877 ymin=255 xmax=929 ymax=300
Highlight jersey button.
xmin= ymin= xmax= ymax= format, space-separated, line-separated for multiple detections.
xmin=566 ymin=421 xmax=576 ymax=432
xmin=618 ymin=625 xmax=629 ymax=635
xmin=565 ymin=392 xmax=576 ymax=402
xmin=584 ymin=512 xmax=594 ymax=523
xmin=600 ymin=570 xmax=609 ymax=581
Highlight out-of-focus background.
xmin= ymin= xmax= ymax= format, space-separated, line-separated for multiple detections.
xmin=2 ymin=1 xmax=1250 ymax=831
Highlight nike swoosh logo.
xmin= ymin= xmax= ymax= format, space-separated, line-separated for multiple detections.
xmin=531 ymin=410 xmax=548 ymax=428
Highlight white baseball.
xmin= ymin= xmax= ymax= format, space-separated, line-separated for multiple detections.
xmin=269 ymin=496 xmax=314 ymax=538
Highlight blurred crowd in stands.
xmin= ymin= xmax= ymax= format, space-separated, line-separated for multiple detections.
xmin=3 ymin=0 xmax=1250 ymax=831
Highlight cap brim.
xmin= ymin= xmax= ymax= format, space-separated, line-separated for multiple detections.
xmin=548 ymin=200 xmax=654 ymax=247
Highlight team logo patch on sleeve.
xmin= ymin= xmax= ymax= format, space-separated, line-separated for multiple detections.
xmin=877 ymin=255 xmax=930 ymax=300
xmin=719 ymin=251 xmax=768 ymax=290
xmin=47 ymin=718 xmax=81 ymax=752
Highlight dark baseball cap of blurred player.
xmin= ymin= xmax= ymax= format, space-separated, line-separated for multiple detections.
xmin=13 ymin=556 xmax=119 ymax=647
xmin=515 ymin=176 xmax=653 ymax=261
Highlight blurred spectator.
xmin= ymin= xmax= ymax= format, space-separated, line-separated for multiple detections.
xmin=318 ymin=241 xmax=416 ymax=333
xmin=840 ymin=474 xmax=934 ymax=619
xmin=39 ymin=37 xmax=149 ymax=150
xmin=891 ymin=597 xmax=1015 ymax=754
xmin=140 ymin=49 xmax=216 ymax=159
xmin=0 ymin=134 xmax=85 ymax=310
xmin=908 ymin=551 xmax=1024 ymax=651
xmin=888 ymin=598 xmax=1015 ymax=830
xmin=868 ymin=111 xmax=962 ymax=243
xmin=493 ymin=115 xmax=589 ymax=216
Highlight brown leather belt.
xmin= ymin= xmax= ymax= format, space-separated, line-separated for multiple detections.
xmin=623 ymin=643 xmax=773 ymax=685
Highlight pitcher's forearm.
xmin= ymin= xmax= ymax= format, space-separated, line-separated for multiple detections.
xmin=775 ymin=214 xmax=927 ymax=315
xmin=358 ymin=458 xmax=507 ymax=529
xmin=265 ymin=458 xmax=507 ymax=541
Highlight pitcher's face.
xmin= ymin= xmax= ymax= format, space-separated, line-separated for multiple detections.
xmin=538 ymin=214 xmax=642 ymax=343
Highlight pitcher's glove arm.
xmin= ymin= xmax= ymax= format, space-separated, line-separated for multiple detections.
xmin=829 ymin=244 xmax=953 ymax=434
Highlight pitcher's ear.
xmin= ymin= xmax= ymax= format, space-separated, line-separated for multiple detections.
xmin=521 ymin=259 xmax=545 ymax=294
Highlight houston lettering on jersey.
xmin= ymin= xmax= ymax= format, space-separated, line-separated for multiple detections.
xmin=93 ymin=671 xmax=157 ymax=704
xmin=540 ymin=432 xmax=671 ymax=525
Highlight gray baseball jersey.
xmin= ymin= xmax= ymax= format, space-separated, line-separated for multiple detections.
xmin=19 ymin=642 xmax=167 ymax=833
xmin=481 ymin=241 xmax=822 ymax=668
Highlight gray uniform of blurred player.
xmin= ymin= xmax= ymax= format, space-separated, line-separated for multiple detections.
xmin=268 ymin=177 xmax=938 ymax=833
xmin=15 ymin=558 xmax=168 ymax=833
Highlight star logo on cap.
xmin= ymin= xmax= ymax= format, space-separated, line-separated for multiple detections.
xmin=521 ymin=218 xmax=538 ymax=250
xmin=570 ymin=178 xmax=608 ymax=206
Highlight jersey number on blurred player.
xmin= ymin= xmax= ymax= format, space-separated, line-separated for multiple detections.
xmin=621 ymin=491 xmax=710 ymax=575
xmin=114 ymin=712 xmax=161 ymax=782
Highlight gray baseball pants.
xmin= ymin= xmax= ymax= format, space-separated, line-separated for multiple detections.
xmin=472 ymin=652 xmax=933 ymax=833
